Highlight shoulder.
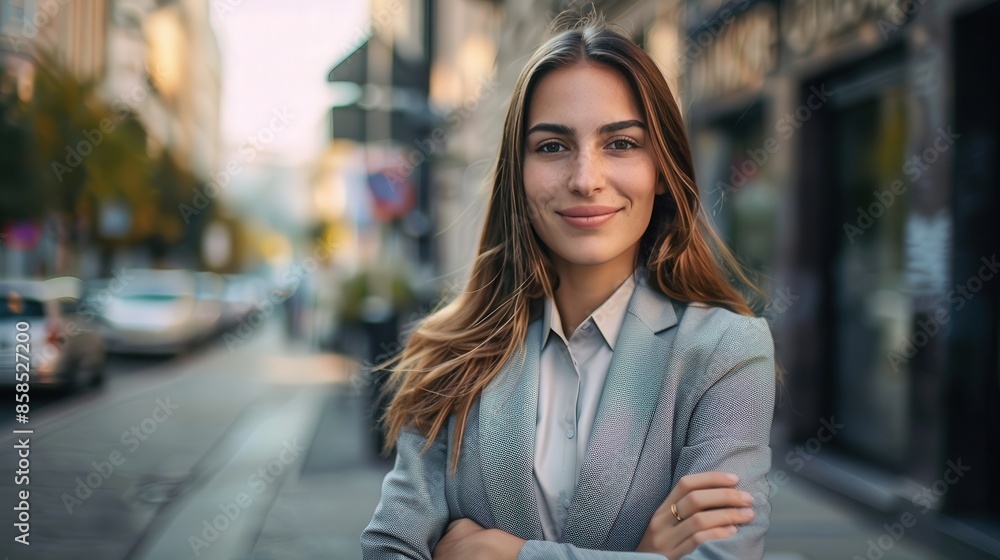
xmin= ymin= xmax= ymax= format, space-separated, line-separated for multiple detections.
xmin=678 ymin=301 xmax=770 ymax=341
xmin=672 ymin=302 xmax=774 ymax=376
xmin=633 ymin=271 xmax=765 ymax=344
xmin=669 ymin=303 xmax=777 ymax=416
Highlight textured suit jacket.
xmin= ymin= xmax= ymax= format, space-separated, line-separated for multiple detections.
xmin=361 ymin=272 xmax=777 ymax=559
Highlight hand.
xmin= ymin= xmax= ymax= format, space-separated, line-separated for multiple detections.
xmin=635 ymin=472 xmax=755 ymax=559
xmin=433 ymin=518 xmax=526 ymax=560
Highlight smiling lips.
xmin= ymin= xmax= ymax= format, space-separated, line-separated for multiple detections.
xmin=557 ymin=205 xmax=622 ymax=228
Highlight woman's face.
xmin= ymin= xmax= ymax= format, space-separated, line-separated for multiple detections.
xmin=523 ymin=62 xmax=663 ymax=272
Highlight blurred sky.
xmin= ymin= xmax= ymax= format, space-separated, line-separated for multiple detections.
xmin=211 ymin=0 xmax=369 ymax=166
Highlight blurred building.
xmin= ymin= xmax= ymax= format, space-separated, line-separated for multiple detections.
xmin=321 ymin=0 xmax=435 ymax=361
xmin=99 ymin=0 xmax=224 ymax=272
xmin=0 ymin=0 xmax=108 ymax=276
xmin=0 ymin=0 xmax=223 ymax=278
xmin=424 ymin=0 xmax=1000 ymax=554
xmin=104 ymin=0 xmax=221 ymax=182
xmin=1 ymin=0 xmax=106 ymax=80
xmin=325 ymin=0 xmax=436 ymax=291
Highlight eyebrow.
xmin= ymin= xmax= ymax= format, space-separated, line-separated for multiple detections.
xmin=525 ymin=119 xmax=646 ymax=136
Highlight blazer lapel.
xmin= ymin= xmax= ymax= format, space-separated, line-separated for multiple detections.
xmin=561 ymin=274 xmax=679 ymax=548
xmin=479 ymin=319 xmax=544 ymax=540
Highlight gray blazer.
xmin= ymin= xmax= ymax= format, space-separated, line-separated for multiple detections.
xmin=361 ymin=272 xmax=776 ymax=559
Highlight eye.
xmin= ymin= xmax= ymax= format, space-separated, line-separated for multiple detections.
xmin=608 ymin=137 xmax=638 ymax=151
xmin=537 ymin=141 xmax=566 ymax=154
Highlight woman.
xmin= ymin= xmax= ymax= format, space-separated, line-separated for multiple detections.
xmin=361 ymin=17 xmax=777 ymax=560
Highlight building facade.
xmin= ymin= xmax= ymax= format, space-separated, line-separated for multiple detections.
xmin=104 ymin=0 xmax=221 ymax=186
xmin=0 ymin=0 xmax=223 ymax=277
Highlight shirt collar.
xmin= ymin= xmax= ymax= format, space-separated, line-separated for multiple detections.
xmin=541 ymin=269 xmax=639 ymax=351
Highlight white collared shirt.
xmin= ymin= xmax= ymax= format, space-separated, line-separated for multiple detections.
xmin=534 ymin=270 xmax=639 ymax=541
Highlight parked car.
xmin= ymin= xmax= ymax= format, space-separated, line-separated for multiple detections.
xmin=0 ymin=276 xmax=107 ymax=392
xmin=98 ymin=269 xmax=212 ymax=354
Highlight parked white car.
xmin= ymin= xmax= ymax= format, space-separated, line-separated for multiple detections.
xmin=99 ymin=269 xmax=214 ymax=354
xmin=0 ymin=276 xmax=107 ymax=391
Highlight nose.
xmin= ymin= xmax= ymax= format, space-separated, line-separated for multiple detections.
xmin=567 ymin=147 xmax=605 ymax=196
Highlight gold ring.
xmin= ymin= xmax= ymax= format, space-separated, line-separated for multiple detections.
xmin=670 ymin=502 xmax=684 ymax=523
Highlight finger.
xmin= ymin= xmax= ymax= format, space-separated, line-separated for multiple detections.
xmin=674 ymin=472 xmax=740 ymax=494
xmin=657 ymin=472 xmax=740 ymax=515
xmin=682 ymin=508 xmax=755 ymax=535
xmin=645 ymin=507 xmax=751 ymax=555
xmin=645 ymin=501 xmax=753 ymax=548
xmin=675 ymin=488 xmax=754 ymax=519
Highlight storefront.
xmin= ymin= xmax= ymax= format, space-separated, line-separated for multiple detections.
xmin=683 ymin=0 xmax=999 ymax=551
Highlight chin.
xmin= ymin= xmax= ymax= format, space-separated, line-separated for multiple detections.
xmin=542 ymin=234 xmax=641 ymax=268
xmin=555 ymin=248 xmax=626 ymax=267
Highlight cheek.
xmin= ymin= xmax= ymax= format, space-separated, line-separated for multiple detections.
xmin=525 ymin=195 xmax=551 ymax=226
xmin=523 ymin=171 xmax=556 ymax=220
xmin=622 ymin=181 xmax=659 ymax=228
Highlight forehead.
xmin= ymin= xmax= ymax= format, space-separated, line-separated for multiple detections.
xmin=526 ymin=62 xmax=643 ymax=129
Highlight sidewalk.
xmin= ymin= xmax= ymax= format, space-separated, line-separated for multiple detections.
xmin=247 ymin=384 xmax=392 ymax=559
xmin=765 ymin=475 xmax=953 ymax=560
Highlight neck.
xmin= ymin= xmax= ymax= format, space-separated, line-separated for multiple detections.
xmin=552 ymin=249 xmax=638 ymax=337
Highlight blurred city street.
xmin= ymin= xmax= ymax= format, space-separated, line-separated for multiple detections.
xmin=2 ymin=0 xmax=1000 ymax=558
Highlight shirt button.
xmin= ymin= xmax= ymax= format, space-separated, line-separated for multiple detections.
xmin=566 ymin=428 xmax=575 ymax=439
xmin=582 ymin=323 xmax=591 ymax=330
xmin=563 ymin=498 xmax=571 ymax=509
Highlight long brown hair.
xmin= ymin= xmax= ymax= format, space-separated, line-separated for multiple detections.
xmin=377 ymin=17 xmax=768 ymax=472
